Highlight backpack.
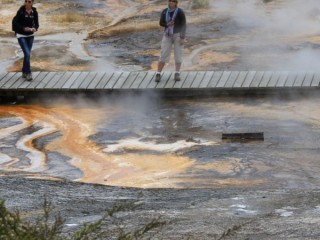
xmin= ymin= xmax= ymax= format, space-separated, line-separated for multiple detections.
xmin=12 ymin=15 xmax=18 ymax=32
xmin=12 ymin=7 xmax=24 ymax=32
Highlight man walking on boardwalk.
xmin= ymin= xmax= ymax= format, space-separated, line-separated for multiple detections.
xmin=155 ymin=0 xmax=186 ymax=82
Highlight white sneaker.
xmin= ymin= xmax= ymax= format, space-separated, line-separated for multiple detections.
xmin=26 ymin=73 xmax=33 ymax=81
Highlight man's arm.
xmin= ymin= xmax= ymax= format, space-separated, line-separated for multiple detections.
xmin=179 ymin=9 xmax=186 ymax=39
xmin=159 ymin=9 xmax=167 ymax=28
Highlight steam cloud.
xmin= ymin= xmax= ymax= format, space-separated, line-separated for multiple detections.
xmin=210 ymin=0 xmax=320 ymax=71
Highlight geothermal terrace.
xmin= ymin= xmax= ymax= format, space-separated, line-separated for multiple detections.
xmin=0 ymin=71 xmax=320 ymax=96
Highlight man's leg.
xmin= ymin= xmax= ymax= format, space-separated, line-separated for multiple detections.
xmin=175 ymin=63 xmax=181 ymax=72
xmin=157 ymin=61 xmax=165 ymax=72
xmin=156 ymin=35 xmax=172 ymax=82
xmin=155 ymin=62 xmax=165 ymax=82
xmin=173 ymin=34 xmax=183 ymax=81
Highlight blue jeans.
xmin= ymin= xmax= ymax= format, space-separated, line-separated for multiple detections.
xmin=18 ymin=36 xmax=34 ymax=74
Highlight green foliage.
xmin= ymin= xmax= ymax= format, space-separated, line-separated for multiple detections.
xmin=190 ymin=0 xmax=209 ymax=9
xmin=217 ymin=224 xmax=242 ymax=240
xmin=0 ymin=199 xmax=166 ymax=240
xmin=117 ymin=217 xmax=166 ymax=240
xmin=0 ymin=199 xmax=65 ymax=240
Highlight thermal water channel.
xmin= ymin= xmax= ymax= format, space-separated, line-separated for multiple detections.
xmin=1 ymin=96 xmax=320 ymax=189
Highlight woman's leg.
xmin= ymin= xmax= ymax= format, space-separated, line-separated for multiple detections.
xmin=17 ymin=36 xmax=34 ymax=74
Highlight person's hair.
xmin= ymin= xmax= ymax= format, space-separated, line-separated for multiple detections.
xmin=169 ymin=0 xmax=178 ymax=5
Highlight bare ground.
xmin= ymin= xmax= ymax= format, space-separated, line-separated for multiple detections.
xmin=1 ymin=176 xmax=320 ymax=239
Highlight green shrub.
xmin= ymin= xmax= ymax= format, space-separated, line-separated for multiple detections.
xmin=0 ymin=199 xmax=166 ymax=240
xmin=0 ymin=198 xmax=64 ymax=240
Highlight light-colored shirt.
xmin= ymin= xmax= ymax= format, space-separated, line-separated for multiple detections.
xmin=16 ymin=33 xmax=34 ymax=39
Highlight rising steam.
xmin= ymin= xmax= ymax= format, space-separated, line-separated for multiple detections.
xmin=210 ymin=0 xmax=320 ymax=70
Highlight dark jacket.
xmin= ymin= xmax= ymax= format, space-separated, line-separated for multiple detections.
xmin=159 ymin=8 xmax=186 ymax=39
xmin=13 ymin=5 xmax=39 ymax=35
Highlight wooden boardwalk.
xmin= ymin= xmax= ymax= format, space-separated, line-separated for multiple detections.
xmin=0 ymin=71 xmax=320 ymax=97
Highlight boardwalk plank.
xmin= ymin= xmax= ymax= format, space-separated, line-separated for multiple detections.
xmin=302 ymin=72 xmax=314 ymax=87
xmin=113 ymin=72 xmax=130 ymax=89
xmin=2 ymin=71 xmax=320 ymax=95
xmin=293 ymin=72 xmax=306 ymax=87
xmin=79 ymin=72 xmax=97 ymax=89
xmin=208 ymin=71 xmax=223 ymax=88
xmin=146 ymin=72 xmax=159 ymax=89
xmin=233 ymin=71 xmax=247 ymax=88
xmin=16 ymin=72 xmax=48 ymax=89
xmin=0 ymin=72 xmax=7 ymax=82
xmin=62 ymin=72 xmax=82 ymax=89
xmin=285 ymin=72 xmax=297 ymax=87
xmin=139 ymin=71 xmax=154 ymax=89
xmin=0 ymin=72 xmax=16 ymax=88
xmin=164 ymin=73 xmax=176 ymax=88
xmin=267 ymin=71 xmax=280 ymax=87
xmin=17 ymin=72 xmax=40 ymax=90
xmin=259 ymin=71 xmax=272 ymax=87
xmin=199 ymin=71 xmax=214 ymax=88
xmin=311 ymin=72 xmax=320 ymax=86
xmin=87 ymin=72 xmax=106 ymax=89
xmin=156 ymin=72 xmax=171 ymax=88
xmin=44 ymin=72 xmax=65 ymax=89
xmin=216 ymin=71 xmax=231 ymax=88
xmin=173 ymin=72 xmax=188 ymax=88
xmin=54 ymin=72 xmax=73 ymax=89
xmin=276 ymin=71 xmax=289 ymax=87
xmin=2 ymin=73 xmax=21 ymax=89
xmin=250 ymin=71 xmax=264 ymax=88
xmin=26 ymin=72 xmax=48 ymax=89
xmin=104 ymin=71 xmax=122 ymax=89
xmin=225 ymin=71 xmax=239 ymax=88
xmin=131 ymin=72 xmax=147 ymax=89
xmin=191 ymin=71 xmax=206 ymax=88
xmin=182 ymin=71 xmax=197 ymax=88
xmin=69 ymin=72 xmax=89 ymax=89
xmin=17 ymin=72 xmax=40 ymax=89
xmin=11 ymin=75 xmax=27 ymax=89
xmin=121 ymin=72 xmax=136 ymax=89
xmin=96 ymin=72 xmax=113 ymax=88
xmin=35 ymin=72 xmax=56 ymax=89
xmin=242 ymin=71 xmax=256 ymax=88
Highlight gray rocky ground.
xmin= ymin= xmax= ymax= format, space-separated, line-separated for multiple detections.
xmin=1 ymin=176 xmax=320 ymax=239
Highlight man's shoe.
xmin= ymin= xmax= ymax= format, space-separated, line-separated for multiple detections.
xmin=26 ymin=73 xmax=33 ymax=81
xmin=155 ymin=73 xmax=161 ymax=82
xmin=174 ymin=72 xmax=180 ymax=81
xmin=22 ymin=73 xmax=27 ymax=79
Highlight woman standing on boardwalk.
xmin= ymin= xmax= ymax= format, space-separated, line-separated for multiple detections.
xmin=12 ymin=0 xmax=39 ymax=81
